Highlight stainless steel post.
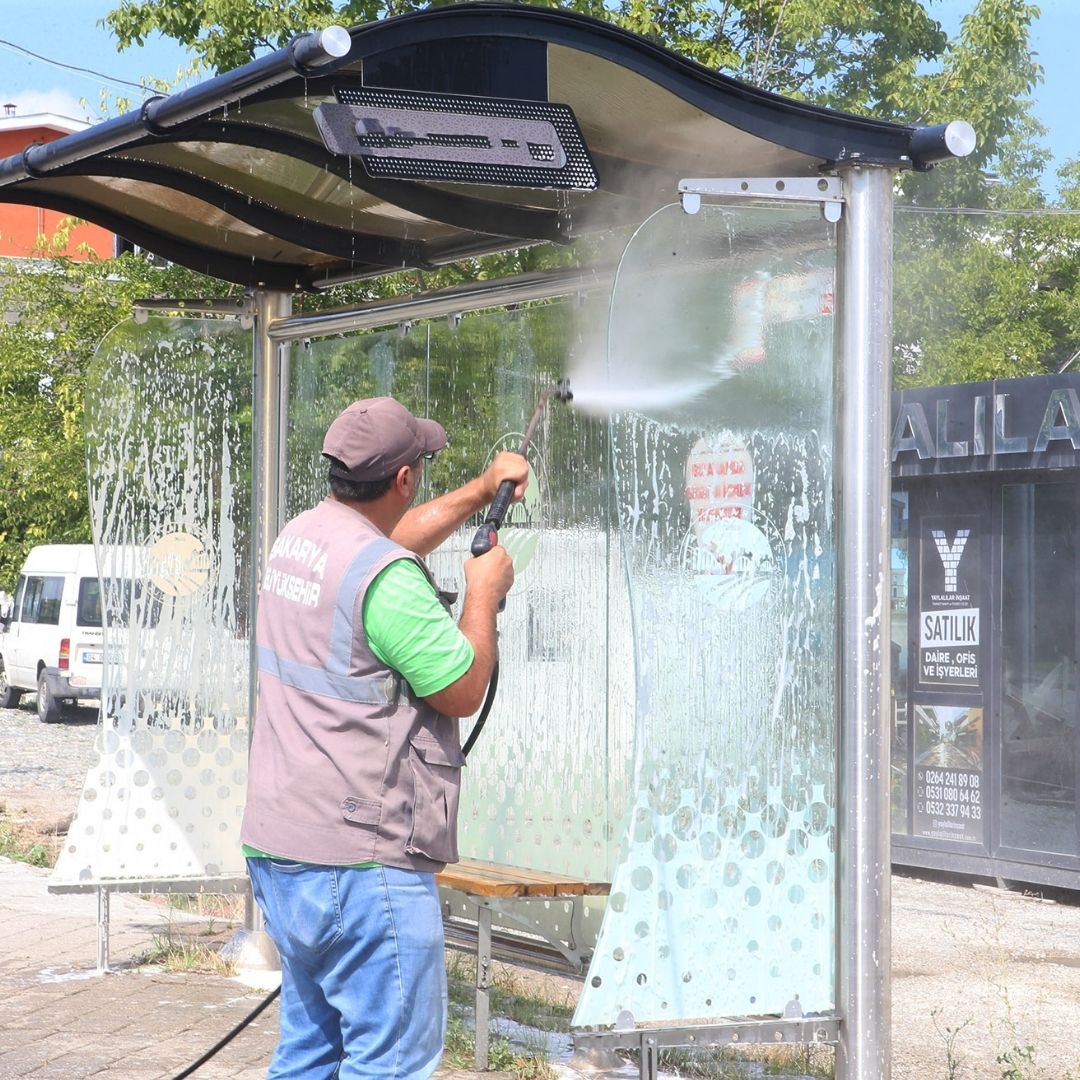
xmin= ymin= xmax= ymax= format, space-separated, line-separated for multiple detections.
xmin=237 ymin=288 xmax=293 ymax=967
xmin=834 ymin=163 xmax=895 ymax=1080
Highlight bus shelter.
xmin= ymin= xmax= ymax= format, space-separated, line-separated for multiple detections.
xmin=0 ymin=6 xmax=973 ymax=1077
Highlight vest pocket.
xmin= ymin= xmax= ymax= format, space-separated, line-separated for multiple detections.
xmin=405 ymin=735 xmax=464 ymax=864
xmin=340 ymin=796 xmax=381 ymax=863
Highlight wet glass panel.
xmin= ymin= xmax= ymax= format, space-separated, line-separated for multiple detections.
xmin=574 ymin=202 xmax=837 ymax=1026
xmin=285 ymin=302 xmax=619 ymax=883
xmin=891 ymin=491 xmax=911 ymax=834
xmin=1000 ymin=481 xmax=1080 ymax=857
xmin=53 ymin=316 xmax=253 ymax=885
xmin=894 ymin=208 xmax=1080 ymax=391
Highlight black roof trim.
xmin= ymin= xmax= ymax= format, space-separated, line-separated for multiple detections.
xmin=0 ymin=187 xmax=332 ymax=290
xmin=53 ymin=157 xmax=433 ymax=268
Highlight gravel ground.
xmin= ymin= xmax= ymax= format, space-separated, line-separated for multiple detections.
xmin=0 ymin=699 xmax=98 ymax=833
xmin=4 ymin=700 xmax=1080 ymax=1079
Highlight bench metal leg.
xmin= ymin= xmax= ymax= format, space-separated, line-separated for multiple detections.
xmin=96 ymin=886 xmax=110 ymax=973
xmin=475 ymin=904 xmax=492 ymax=1071
xmin=641 ymin=1035 xmax=659 ymax=1080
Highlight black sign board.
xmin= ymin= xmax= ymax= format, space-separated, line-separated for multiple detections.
xmin=892 ymin=373 xmax=1080 ymax=477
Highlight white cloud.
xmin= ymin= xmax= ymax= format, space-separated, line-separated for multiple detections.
xmin=0 ymin=88 xmax=96 ymax=123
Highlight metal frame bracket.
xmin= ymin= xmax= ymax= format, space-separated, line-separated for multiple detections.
xmin=574 ymin=1017 xmax=841 ymax=1080
xmin=132 ymin=296 xmax=258 ymax=328
xmin=679 ymin=177 xmax=844 ymax=222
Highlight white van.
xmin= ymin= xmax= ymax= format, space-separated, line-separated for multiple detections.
xmin=0 ymin=545 xmax=105 ymax=721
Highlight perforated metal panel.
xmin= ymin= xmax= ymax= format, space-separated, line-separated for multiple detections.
xmin=316 ymin=87 xmax=598 ymax=189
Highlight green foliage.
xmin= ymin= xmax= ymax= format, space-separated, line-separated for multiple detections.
xmin=997 ymin=1043 xmax=1038 ymax=1080
xmin=0 ymin=240 xmax=233 ymax=590
xmin=893 ymin=199 xmax=1080 ymax=388
xmin=443 ymin=1015 xmax=555 ymax=1079
xmin=103 ymin=0 xmax=951 ymax=118
xmin=899 ymin=0 xmax=1045 ymax=208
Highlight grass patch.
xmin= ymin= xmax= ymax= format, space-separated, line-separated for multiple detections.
xmin=156 ymin=892 xmax=245 ymax=921
xmin=134 ymin=930 xmax=236 ymax=976
xmin=0 ymin=812 xmax=61 ymax=867
xmin=446 ymin=951 xmax=575 ymax=1032
xmin=640 ymin=1042 xmax=834 ymax=1079
xmin=444 ymin=1015 xmax=556 ymax=1079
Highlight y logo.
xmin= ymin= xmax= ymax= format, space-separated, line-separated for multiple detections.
xmin=931 ymin=528 xmax=970 ymax=594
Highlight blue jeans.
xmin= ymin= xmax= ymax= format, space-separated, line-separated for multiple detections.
xmin=247 ymin=858 xmax=447 ymax=1079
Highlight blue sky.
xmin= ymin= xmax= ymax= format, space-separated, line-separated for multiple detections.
xmin=1 ymin=0 xmax=1076 ymax=193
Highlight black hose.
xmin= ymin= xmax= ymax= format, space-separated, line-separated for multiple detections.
xmin=461 ymin=659 xmax=499 ymax=760
xmin=170 ymin=982 xmax=281 ymax=1079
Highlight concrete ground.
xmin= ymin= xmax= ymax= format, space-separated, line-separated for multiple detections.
xmin=3 ymin=701 xmax=1080 ymax=1078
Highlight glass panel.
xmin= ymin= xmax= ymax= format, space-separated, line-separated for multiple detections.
xmin=891 ymin=492 xmax=911 ymax=834
xmin=1000 ymin=481 xmax=1080 ymax=857
xmin=53 ymin=316 xmax=253 ymax=885
xmin=285 ymin=302 xmax=621 ymax=883
xmin=77 ymin=578 xmax=103 ymax=628
xmin=574 ymin=202 xmax=837 ymax=1027
xmin=894 ymin=208 xmax=1080 ymax=391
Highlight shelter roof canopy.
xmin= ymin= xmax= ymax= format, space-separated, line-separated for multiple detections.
xmin=0 ymin=3 xmax=939 ymax=291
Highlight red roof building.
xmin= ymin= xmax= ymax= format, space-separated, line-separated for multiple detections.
xmin=0 ymin=108 xmax=116 ymax=261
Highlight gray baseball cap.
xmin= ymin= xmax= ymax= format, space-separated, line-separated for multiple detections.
xmin=322 ymin=397 xmax=448 ymax=482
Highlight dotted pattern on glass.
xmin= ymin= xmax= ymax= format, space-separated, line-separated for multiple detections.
xmin=573 ymin=203 xmax=838 ymax=1026
xmin=53 ymin=317 xmax=252 ymax=885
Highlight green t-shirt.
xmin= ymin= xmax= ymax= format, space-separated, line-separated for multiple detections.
xmin=362 ymin=557 xmax=474 ymax=697
xmin=244 ymin=556 xmax=474 ymax=865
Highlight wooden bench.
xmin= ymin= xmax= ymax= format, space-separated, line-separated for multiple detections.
xmin=435 ymin=858 xmax=610 ymax=1071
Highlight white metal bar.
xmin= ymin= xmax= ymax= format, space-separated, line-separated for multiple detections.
xmin=834 ymin=163 xmax=895 ymax=1080
xmin=267 ymin=267 xmax=612 ymax=343
xmin=96 ymin=887 xmax=110 ymax=973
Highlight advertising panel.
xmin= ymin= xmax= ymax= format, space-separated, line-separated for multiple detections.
xmin=917 ymin=516 xmax=981 ymax=691
xmin=913 ymin=704 xmax=985 ymax=844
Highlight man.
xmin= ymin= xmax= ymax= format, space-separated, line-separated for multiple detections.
xmin=241 ymin=396 xmax=527 ymax=1079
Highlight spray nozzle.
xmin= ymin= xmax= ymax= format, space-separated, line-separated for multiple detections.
xmin=552 ymin=378 xmax=573 ymax=404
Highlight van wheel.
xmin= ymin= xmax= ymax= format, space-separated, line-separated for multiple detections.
xmin=0 ymin=663 xmax=22 ymax=709
xmin=37 ymin=671 xmax=62 ymax=723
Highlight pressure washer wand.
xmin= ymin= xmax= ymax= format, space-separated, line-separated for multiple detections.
xmin=469 ymin=379 xmax=572 ymax=558
xmin=461 ymin=379 xmax=571 ymax=761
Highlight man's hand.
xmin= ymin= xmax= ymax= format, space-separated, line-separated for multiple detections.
xmin=482 ymin=451 xmax=530 ymax=505
xmin=464 ymin=542 xmax=515 ymax=605
xmin=423 ymin=543 xmax=514 ymax=717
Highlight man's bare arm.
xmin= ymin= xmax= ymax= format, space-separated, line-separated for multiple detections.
xmin=392 ymin=452 xmax=528 ymax=556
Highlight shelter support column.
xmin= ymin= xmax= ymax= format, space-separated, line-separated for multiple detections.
xmin=237 ymin=288 xmax=293 ymax=965
xmin=834 ymin=163 xmax=894 ymax=1080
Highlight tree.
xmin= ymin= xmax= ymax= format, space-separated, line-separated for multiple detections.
xmin=104 ymin=0 xmax=948 ymax=101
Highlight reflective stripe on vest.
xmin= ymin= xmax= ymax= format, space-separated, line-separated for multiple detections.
xmin=257 ymin=645 xmax=398 ymax=704
xmin=328 ymin=538 xmax=402 ymax=674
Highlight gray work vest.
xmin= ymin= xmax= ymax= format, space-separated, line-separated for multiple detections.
xmin=241 ymin=498 xmax=464 ymax=872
